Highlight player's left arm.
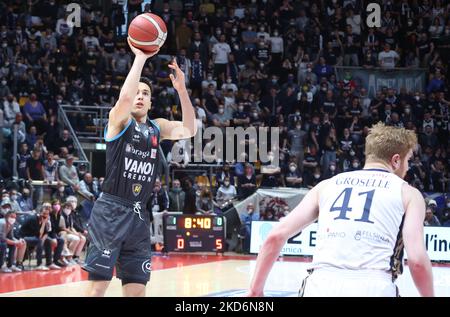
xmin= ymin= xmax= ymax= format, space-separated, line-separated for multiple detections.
xmin=247 ymin=180 xmax=325 ymax=297
xmin=155 ymin=59 xmax=198 ymax=140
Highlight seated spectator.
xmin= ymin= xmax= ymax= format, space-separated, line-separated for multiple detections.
xmin=3 ymin=94 xmax=20 ymax=126
xmin=79 ymin=173 xmax=100 ymax=200
xmin=216 ymin=163 xmax=235 ymax=188
xmin=48 ymin=199 xmax=66 ymax=267
xmin=285 ymin=162 xmax=303 ymax=188
xmin=19 ymin=203 xmax=61 ymax=270
xmin=196 ymin=188 xmax=214 ymax=215
xmin=424 ymin=206 xmax=441 ymax=226
xmin=0 ymin=211 xmax=26 ymax=272
xmin=238 ymin=163 xmax=257 ymax=199
xmin=8 ymin=190 xmax=22 ymax=212
xmin=56 ymin=129 xmax=75 ymax=155
xmin=59 ymin=201 xmax=86 ymax=265
xmin=239 ymin=203 xmax=259 ymax=253
xmin=168 ymin=179 xmax=185 ymax=212
xmin=215 ymin=176 xmax=237 ymax=210
xmin=17 ymin=188 xmax=34 ymax=213
xmin=23 ymin=93 xmax=48 ymax=133
xmin=58 ymin=155 xmax=80 ymax=195
xmin=260 ymin=151 xmax=283 ymax=187
xmin=323 ymin=161 xmax=339 ymax=180
xmin=148 ymin=179 xmax=169 ymax=215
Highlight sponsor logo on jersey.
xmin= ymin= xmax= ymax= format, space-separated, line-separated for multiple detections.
xmin=142 ymin=259 xmax=151 ymax=273
xmin=132 ymin=183 xmax=142 ymax=196
xmin=354 ymin=230 xmax=389 ymax=243
xmin=125 ymin=143 xmax=151 ymax=159
xmin=151 ymin=148 xmax=157 ymax=159
xmin=102 ymin=249 xmax=112 ymax=258
xmin=123 ymin=157 xmax=155 ymax=182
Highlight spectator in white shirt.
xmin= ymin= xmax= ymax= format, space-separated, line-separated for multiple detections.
xmin=212 ymin=34 xmax=231 ymax=85
xmin=378 ymin=44 xmax=399 ymax=69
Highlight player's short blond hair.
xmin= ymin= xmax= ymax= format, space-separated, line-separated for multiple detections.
xmin=365 ymin=123 xmax=417 ymax=163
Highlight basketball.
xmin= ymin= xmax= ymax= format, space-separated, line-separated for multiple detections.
xmin=128 ymin=13 xmax=167 ymax=53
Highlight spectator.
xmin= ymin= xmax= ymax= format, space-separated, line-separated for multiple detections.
xmin=168 ymin=179 xmax=185 ymax=212
xmin=23 ymin=93 xmax=47 ymax=133
xmin=424 ymin=206 xmax=441 ymax=226
xmin=239 ymin=203 xmax=259 ymax=253
xmin=2 ymin=94 xmax=20 ymax=126
xmin=196 ymin=188 xmax=214 ymax=215
xmin=0 ymin=211 xmax=26 ymax=272
xmin=212 ymin=34 xmax=231 ymax=85
xmin=59 ymin=201 xmax=86 ymax=265
xmin=79 ymin=173 xmax=100 ymax=200
xmin=19 ymin=203 xmax=61 ymax=270
xmin=285 ymin=162 xmax=303 ymax=188
xmin=26 ymin=148 xmax=45 ymax=207
xmin=378 ymin=44 xmax=400 ymax=69
xmin=215 ymin=176 xmax=237 ymax=211
xmin=58 ymin=155 xmax=80 ymax=195
xmin=182 ymin=178 xmax=197 ymax=214
xmin=17 ymin=142 xmax=31 ymax=180
xmin=237 ymin=163 xmax=257 ymax=198
xmin=17 ymin=188 xmax=33 ymax=213
xmin=48 ymin=199 xmax=66 ymax=267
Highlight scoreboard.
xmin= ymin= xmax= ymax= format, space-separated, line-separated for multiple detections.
xmin=163 ymin=214 xmax=226 ymax=252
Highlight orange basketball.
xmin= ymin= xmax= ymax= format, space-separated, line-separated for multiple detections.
xmin=128 ymin=13 xmax=167 ymax=53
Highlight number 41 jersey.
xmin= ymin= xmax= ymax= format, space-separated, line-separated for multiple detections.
xmin=312 ymin=169 xmax=407 ymax=277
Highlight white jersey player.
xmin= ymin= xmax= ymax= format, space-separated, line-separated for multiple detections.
xmin=248 ymin=123 xmax=434 ymax=297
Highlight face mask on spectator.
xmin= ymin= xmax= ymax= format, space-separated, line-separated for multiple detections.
xmin=218 ymin=108 xmax=224 ymax=114
xmin=289 ymin=166 xmax=297 ymax=172
xmin=58 ymin=186 xmax=65 ymax=193
xmin=10 ymin=194 xmax=17 ymax=201
xmin=415 ymin=96 xmax=420 ymax=101
xmin=165 ymin=106 xmax=171 ymax=112
xmin=330 ymin=165 xmax=336 ymax=171
xmin=63 ymin=208 xmax=71 ymax=215
xmin=349 ymin=150 xmax=355 ymax=156
xmin=7 ymin=218 xmax=16 ymax=225
xmin=314 ymin=174 xmax=320 ymax=179
xmin=1 ymin=43 xmax=7 ymax=48
xmin=274 ymin=32 xmax=279 ymax=37
xmin=224 ymin=181 xmax=230 ymax=187
xmin=53 ymin=204 xmax=61 ymax=212
xmin=207 ymin=76 xmax=212 ymax=81
xmin=227 ymin=79 xmax=232 ymax=84
xmin=252 ymin=112 xmax=258 ymax=118
xmin=405 ymin=108 xmax=411 ymax=114
xmin=1 ymin=80 xmax=6 ymax=85
xmin=307 ymin=68 xmax=312 ymax=72
xmin=352 ymin=162 xmax=359 ymax=168
xmin=238 ymin=105 xmax=244 ymax=112
xmin=447 ymin=203 xmax=450 ymax=208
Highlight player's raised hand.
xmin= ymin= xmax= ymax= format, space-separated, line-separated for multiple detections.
xmin=127 ymin=37 xmax=159 ymax=59
xmin=168 ymin=58 xmax=186 ymax=92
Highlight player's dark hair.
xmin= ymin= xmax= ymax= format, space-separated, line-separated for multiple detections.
xmin=139 ymin=77 xmax=153 ymax=93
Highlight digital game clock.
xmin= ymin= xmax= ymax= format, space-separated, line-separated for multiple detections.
xmin=163 ymin=214 xmax=225 ymax=253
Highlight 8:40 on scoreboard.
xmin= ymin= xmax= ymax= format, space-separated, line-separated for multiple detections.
xmin=163 ymin=214 xmax=225 ymax=253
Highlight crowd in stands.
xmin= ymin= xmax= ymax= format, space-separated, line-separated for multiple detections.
xmin=1 ymin=0 xmax=450 ymax=265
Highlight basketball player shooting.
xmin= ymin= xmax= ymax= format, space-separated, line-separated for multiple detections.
xmin=83 ymin=38 xmax=197 ymax=297
xmin=248 ymin=123 xmax=434 ymax=297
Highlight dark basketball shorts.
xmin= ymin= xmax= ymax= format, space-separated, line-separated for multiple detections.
xmin=82 ymin=193 xmax=152 ymax=284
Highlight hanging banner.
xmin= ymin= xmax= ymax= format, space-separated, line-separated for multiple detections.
xmin=335 ymin=67 xmax=427 ymax=98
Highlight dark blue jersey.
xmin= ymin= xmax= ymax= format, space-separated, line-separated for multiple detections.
xmin=101 ymin=118 xmax=161 ymax=204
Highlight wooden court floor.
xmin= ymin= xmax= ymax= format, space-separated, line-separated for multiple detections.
xmin=1 ymin=253 xmax=449 ymax=297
